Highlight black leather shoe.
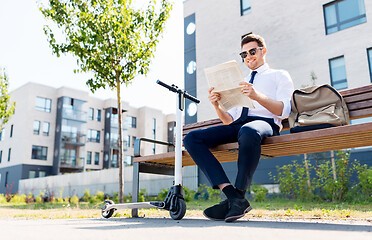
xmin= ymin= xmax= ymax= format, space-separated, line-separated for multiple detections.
xmin=224 ymin=198 xmax=252 ymax=222
xmin=203 ymin=199 xmax=229 ymax=221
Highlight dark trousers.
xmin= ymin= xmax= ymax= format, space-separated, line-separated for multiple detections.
xmin=183 ymin=116 xmax=279 ymax=191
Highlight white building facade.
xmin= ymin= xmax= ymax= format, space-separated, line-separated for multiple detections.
xmin=0 ymin=82 xmax=175 ymax=194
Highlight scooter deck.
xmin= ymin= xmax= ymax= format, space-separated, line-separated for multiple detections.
xmin=104 ymin=201 xmax=164 ymax=211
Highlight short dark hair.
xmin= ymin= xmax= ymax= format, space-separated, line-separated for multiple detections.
xmin=241 ymin=34 xmax=266 ymax=49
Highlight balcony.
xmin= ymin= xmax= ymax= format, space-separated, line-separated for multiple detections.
xmin=60 ymin=156 xmax=84 ymax=169
xmin=62 ymin=108 xmax=87 ymax=122
xmin=61 ymin=132 xmax=86 ymax=146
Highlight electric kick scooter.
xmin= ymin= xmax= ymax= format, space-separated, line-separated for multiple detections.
xmin=101 ymin=80 xmax=200 ymax=220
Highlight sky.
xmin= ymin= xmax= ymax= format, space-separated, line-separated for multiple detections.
xmin=0 ymin=0 xmax=184 ymax=114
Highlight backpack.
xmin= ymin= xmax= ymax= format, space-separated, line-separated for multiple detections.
xmin=288 ymin=84 xmax=350 ymax=133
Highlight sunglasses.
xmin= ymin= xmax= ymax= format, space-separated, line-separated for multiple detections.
xmin=239 ymin=47 xmax=264 ymax=59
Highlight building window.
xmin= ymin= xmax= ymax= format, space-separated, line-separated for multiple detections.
xmin=87 ymin=151 xmax=92 ymax=164
xmin=39 ymin=171 xmax=46 ymax=178
xmin=5 ymin=172 xmax=8 ymax=187
xmin=43 ymin=122 xmax=50 ymax=136
xmin=88 ymin=129 xmax=100 ymax=143
xmin=89 ymin=108 xmax=94 ymax=120
xmin=0 ymin=150 xmax=2 ymax=163
xmin=29 ymin=171 xmax=36 ymax=179
xmin=96 ymin=109 xmax=101 ymax=122
xmin=10 ymin=125 xmax=13 ymax=138
xmin=240 ymin=0 xmax=251 ymax=16
xmin=329 ymin=56 xmax=348 ymax=90
xmin=0 ymin=129 xmax=4 ymax=141
xmin=125 ymin=116 xmax=137 ymax=128
xmin=323 ymin=0 xmax=367 ymax=35
xmin=7 ymin=148 xmax=11 ymax=162
xmin=152 ymin=118 xmax=156 ymax=154
xmin=31 ymin=145 xmax=48 ymax=160
xmin=33 ymin=121 xmax=40 ymax=135
xmin=132 ymin=136 xmax=137 ymax=147
xmin=35 ymin=97 xmax=52 ymax=112
xmin=94 ymin=152 xmax=99 ymax=165
xmin=368 ymin=48 xmax=372 ymax=82
xmin=124 ymin=155 xmax=133 ymax=166
xmin=126 ymin=135 xmax=131 ymax=148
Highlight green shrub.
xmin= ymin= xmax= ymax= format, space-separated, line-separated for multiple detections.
xmin=251 ymin=184 xmax=268 ymax=202
xmin=70 ymin=195 xmax=79 ymax=205
xmin=95 ymin=191 xmax=105 ymax=202
xmin=9 ymin=194 xmax=26 ymax=204
xmin=157 ymin=188 xmax=169 ymax=201
xmin=183 ymin=186 xmax=196 ymax=202
xmin=139 ymin=189 xmax=148 ymax=202
xmin=35 ymin=196 xmax=43 ymax=204
xmin=0 ymin=194 xmax=7 ymax=204
xmin=82 ymin=189 xmax=90 ymax=202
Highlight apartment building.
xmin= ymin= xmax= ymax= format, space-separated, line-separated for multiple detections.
xmin=182 ymin=0 xmax=372 ymax=186
xmin=0 ymin=82 xmax=175 ymax=193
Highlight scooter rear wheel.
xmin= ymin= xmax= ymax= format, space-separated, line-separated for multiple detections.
xmin=170 ymin=198 xmax=186 ymax=220
xmin=101 ymin=200 xmax=115 ymax=218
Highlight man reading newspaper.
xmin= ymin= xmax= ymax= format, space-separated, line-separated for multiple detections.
xmin=183 ymin=34 xmax=294 ymax=222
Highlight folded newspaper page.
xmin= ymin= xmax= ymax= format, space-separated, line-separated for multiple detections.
xmin=204 ymin=60 xmax=254 ymax=112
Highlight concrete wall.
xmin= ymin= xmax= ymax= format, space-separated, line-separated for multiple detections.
xmin=19 ymin=165 xmax=198 ymax=198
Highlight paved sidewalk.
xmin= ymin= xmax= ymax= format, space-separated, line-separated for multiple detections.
xmin=1 ymin=217 xmax=371 ymax=240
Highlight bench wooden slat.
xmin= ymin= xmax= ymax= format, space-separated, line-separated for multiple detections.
xmin=135 ymin=122 xmax=372 ymax=166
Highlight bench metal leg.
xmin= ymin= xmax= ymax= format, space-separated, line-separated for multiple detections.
xmin=131 ymin=162 xmax=139 ymax=218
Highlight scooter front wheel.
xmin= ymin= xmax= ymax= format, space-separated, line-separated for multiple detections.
xmin=101 ymin=200 xmax=115 ymax=218
xmin=169 ymin=198 xmax=186 ymax=220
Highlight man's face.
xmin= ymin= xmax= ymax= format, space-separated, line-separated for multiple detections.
xmin=241 ymin=41 xmax=266 ymax=70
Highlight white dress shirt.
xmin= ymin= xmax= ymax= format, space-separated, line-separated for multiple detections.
xmin=227 ymin=63 xmax=294 ymax=129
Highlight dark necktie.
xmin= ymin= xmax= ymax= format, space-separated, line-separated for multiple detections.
xmin=231 ymin=71 xmax=258 ymax=124
xmin=249 ymin=71 xmax=258 ymax=84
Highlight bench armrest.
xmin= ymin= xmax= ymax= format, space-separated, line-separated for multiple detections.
xmin=134 ymin=138 xmax=174 ymax=157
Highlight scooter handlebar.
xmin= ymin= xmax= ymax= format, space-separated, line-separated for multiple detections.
xmin=156 ymin=80 xmax=200 ymax=104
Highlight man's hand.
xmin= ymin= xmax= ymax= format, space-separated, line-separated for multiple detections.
xmin=208 ymin=87 xmax=221 ymax=108
xmin=239 ymin=82 xmax=284 ymax=116
xmin=239 ymin=82 xmax=261 ymax=101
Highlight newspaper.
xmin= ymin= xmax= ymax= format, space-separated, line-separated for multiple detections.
xmin=204 ymin=60 xmax=254 ymax=112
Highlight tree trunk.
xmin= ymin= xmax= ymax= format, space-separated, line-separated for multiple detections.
xmin=304 ymin=153 xmax=311 ymax=192
xmin=116 ymin=77 xmax=124 ymax=203
xmin=330 ymin=151 xmax=337 ymax=181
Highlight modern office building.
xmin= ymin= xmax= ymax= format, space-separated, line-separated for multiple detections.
xmin=183 ymin=0 xmax=372 ymax=186
xmin=0 ymin=82 xmax=175 ymax=193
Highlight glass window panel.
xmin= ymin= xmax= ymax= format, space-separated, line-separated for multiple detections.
xmin=29 ymin=171 xmax=36 ymax=179
xmin=96 ymin=109 xmax=101 ymax=121
xmin=87 ymin=151 xmax=92 ymax=164
xmin=330 ymin=56 xmax=348 ymax=90
xmin=241 ymin=0 xmax=251 ymax=15
xmin=0 ymin=150 xmax=2 ymax=163
xmin=33 ymin=121 xmax=40 ymax=135
xmin=324 ymin=4 xmax=337 ymax=26
xmin=31 ymin=146 xmax=48 ymax=160
xmin=368 ymin=48 xmax=372 ymax=82
xmin=324 ymin=0 xmax=366 ymax=34
xmin=89 ymin=108 xmax=94 ymax=120
xmin=35 ymin=97 xmax=52 ymax=112
xmin=338 ymin=0 xmax=365 ymax=22
xmin=94 ymin=152 xmax=99 ymax=165
xmin=43 ymin=122 xmax=50 ymax=136
xmin=39 ymin=171 xmax=46 ymax=178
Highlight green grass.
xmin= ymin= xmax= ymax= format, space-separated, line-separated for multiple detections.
xmin=1 ymin=198 xmax=371 ymax=221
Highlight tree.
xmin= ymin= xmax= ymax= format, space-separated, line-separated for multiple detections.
xmin=40 ymin=0 xmax=172 ymax=203
xmin=0 ymin=68 xmax=15 ymax=132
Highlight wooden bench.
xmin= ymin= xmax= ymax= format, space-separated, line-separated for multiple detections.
xmin=131 ymin=84 xmax=372 ymax=216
